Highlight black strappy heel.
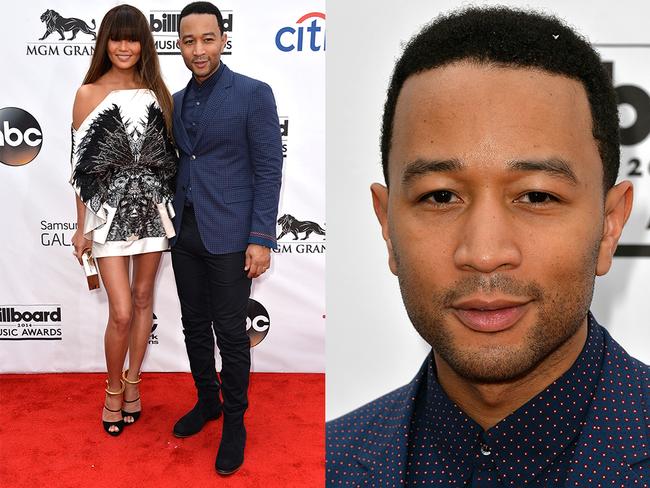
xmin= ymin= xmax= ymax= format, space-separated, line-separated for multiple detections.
xmin=103 ymin=379 xmax=125 ymax=436
xmin=121 ymin=370 xmax=142 ymax=424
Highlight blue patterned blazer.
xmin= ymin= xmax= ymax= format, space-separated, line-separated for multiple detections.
xmin=326 ymin=324 xmax=650 ymax=486
xmin=172 ymin=64 xmax=283 ymax=253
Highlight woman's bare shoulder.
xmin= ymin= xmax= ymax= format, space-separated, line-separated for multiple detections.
xmin=72 ymin=83 xmax=111 ymax=130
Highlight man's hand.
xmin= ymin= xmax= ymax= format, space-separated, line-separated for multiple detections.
xmin=245 ymin=244 xmax=271 ymax=278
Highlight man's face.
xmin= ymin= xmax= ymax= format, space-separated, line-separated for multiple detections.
xmin=178 ymin=13 xmax=227 ymax=83
xmin=372 ymin=61 xmax=631 ymax=383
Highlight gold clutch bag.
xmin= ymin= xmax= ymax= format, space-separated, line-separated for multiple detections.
xmin=81 ymin=250 xmax=100 ymax=290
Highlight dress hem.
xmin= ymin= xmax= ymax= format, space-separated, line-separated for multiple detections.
xmin=92 ymin=237 xmax=169 ymax=258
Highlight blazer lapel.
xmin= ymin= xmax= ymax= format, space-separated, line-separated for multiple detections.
xmin=173 ymin=85 xmax=192 ymax=154
xmin=192 ymin=64 xmax=234 ymax=148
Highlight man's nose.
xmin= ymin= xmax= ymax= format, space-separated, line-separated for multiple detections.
xmin=193 ymin=41 xmax=205 ymax=55
xmin=453 ymin=197 xmax=522 ymax=273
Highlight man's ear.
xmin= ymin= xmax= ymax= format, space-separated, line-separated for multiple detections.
xmin=596 ymin=181 xmax=633 ymax=276
xmin=371 ymin=183 xmax=398 ymax=275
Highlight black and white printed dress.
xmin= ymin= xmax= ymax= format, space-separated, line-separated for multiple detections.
xmin=70 ymin=89 xmax=177 ymax=257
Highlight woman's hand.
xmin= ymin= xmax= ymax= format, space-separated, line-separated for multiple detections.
xmin=71 ymin=229 xmax=92 ymax=265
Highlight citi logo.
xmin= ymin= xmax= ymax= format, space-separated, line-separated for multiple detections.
xmin=0 ymin=307 xmax=61 ymax=323
xmin=0 ymin=107 xmax=43 ymax=167
xmin=275 ymin=12 xmax=325 ymax=52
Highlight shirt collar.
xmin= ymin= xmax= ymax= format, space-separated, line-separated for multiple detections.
xmin=419 ymin=313 xmax=604 ymax=484
xmin=189 ymin=61 xmax=225 ymax=93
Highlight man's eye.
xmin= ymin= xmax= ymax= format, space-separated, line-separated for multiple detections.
xmin=518 ymin=191 xmax=558 ymax=204
xmin=184 ymin=40 xmax=193 ymax=45
xmin=422 ymin=190 xmax=458 ymax=204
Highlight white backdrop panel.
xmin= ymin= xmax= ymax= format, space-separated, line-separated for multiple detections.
xmin=0 ymin=0 xmax=325 ymax=373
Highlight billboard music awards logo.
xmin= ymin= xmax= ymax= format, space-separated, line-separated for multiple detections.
xmin=274 ymin=214 xmax=325 ymax=254
xmin=275 ymin=12 xmax=325 ymax=52
xmin=0 ymin=108 xmax=43 ymax=167
xmin=598 ymin=44 xmax=650 ymax=257
xmin=0 ymin=305 xmax=63 ymax=340
xmin=149 ymin=9 xmax=233 ymax=55
xmin=27 ymin=9 xmax=96 ymax=56
xmin=280 ymin=116 xmax=289 ymax=159
xmin=247 ymin=299 xmax=270 ymax=347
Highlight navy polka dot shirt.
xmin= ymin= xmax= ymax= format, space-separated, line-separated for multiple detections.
xmin=326 ymin=314 xmax=650 ymax=486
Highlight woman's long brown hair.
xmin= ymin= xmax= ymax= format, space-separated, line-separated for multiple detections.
xmin=82 ymin=4 xmax=173 ymax=136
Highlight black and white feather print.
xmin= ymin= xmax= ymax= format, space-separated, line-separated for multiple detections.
xmin=72 ymin=102 xmax=177 ymax=242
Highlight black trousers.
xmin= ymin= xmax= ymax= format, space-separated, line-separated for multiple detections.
xmin=171 ymin=207 xmax=252 ymax=419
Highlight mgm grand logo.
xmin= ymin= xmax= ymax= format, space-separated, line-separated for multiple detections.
xmin=27 ymin=9 xmax=96 ymax=56
xmin=274 ymin=214 xmax=325 ymax=254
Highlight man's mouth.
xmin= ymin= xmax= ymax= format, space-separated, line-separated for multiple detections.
xmin=451 ymin=298 xmax=531 ymax=333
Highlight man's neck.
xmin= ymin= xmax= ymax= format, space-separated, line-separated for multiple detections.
xmin=434 ymin=321 xmax=588 ymax=430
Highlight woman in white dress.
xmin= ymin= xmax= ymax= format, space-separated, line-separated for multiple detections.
xmin=70 ymin=4 xmax=177 ymax=436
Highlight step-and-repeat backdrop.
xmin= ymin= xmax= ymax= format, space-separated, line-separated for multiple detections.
xmin=0 ymin=0 xmax=325 ymax=373
xmin=326 ymin=0 xmax=649 ymax=419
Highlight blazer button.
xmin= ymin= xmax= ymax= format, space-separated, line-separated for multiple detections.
xmin=191 ymin=155 xmax=196 ymax=160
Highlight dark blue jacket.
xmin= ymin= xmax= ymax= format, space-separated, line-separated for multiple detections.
xmin=327 ymin=326 xmax=650 ymax=486
xmin=172 ymin=64 xmax=283 ymax=253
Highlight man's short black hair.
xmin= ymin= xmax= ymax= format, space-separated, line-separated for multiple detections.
xmin=178 ymin=1 xmax=224 ymax=35
xmin=381 ymin=7 xmax=620 ymax=191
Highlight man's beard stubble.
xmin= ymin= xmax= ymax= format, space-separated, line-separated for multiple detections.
xmin=395 ymin=254 xmax=598 ymax=385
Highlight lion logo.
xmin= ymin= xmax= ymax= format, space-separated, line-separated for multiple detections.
xmin=39 ymin=10 xmax=96 ymax=41
xmin=277 ymin=214 xmax=326 ymax=240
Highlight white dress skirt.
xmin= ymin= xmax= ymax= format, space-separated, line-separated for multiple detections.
xmin=70 ymin=89 xmax=177 ymax=257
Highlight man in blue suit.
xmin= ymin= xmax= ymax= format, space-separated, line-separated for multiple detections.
xmin=171 ymin=2 xmax=282 ymax=475
xmin=327 ymin=6 xmax=649 ymax=486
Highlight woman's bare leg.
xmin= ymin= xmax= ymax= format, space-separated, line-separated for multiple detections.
xmin=97 ymin=256 xmax=132 ymax=432
xmin=123 ymin=251 xmax=163 ymax=422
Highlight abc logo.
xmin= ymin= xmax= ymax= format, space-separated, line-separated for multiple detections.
xmin=246 ymin=299 xmax=270 ymax=347
xmin=0 ymin=107 xmax=43 ymax=166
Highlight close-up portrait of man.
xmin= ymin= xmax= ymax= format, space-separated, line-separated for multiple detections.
xmin=326 ymin=1 xmax=649 ymax=486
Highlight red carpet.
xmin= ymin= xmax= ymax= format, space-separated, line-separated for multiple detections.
xmin=0 ymin=372 xmax=324 ymax=487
